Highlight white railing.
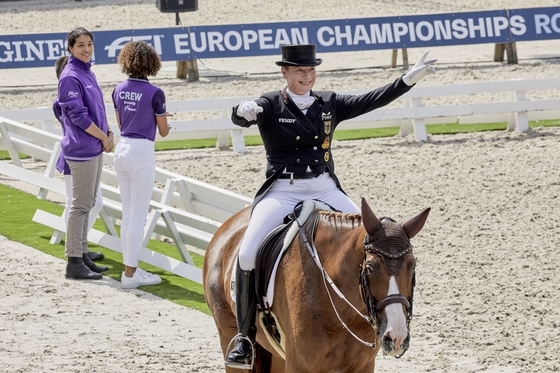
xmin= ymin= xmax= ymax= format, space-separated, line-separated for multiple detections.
xmin=1 ymin=78 xmax=559 ymax=153
xmin=0 ymin=116 xmax=252 ymax=284
xmin=1 ymin=77 xmax=560 ymax=282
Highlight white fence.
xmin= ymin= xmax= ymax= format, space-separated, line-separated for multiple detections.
xmin=0 ymin=116 xmax=252 ymax=284
xmin=1 ymin=78 xmax=560 ymax=283
xmin=1 ymin=78 xmax=559 ymax=153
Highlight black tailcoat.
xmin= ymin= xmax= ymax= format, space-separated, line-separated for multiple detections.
xmin=231 ymin=76 xmax=412 ymax=207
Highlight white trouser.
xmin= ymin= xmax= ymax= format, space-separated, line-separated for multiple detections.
xmin=237 ymin=173 xmax=359 ymax=271
xmin=114 ymin=137 xmax=155 ymax=268
xmin=63 ymin=175 xmax=103 ymax=233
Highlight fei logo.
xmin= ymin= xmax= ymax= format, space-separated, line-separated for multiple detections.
xmin=104 ymin=35 xmax=164 ymax=58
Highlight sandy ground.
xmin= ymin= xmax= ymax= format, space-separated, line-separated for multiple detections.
xmin=0 ymin=235 xmax=224 ymax=373
xmin=1 ymin=0 xmax=560 ymax=372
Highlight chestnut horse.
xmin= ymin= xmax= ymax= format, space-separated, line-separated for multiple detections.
xmin=203 ymin=198 xmax=430 ymax=372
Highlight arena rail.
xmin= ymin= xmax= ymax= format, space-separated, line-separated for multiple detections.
xmin=1 ymin=78 xmax=559 ymax=151
xmin=0 ymin=116 xmax=252 ymax=284
xmin=1 ymin=77 xmax=559 ymax=282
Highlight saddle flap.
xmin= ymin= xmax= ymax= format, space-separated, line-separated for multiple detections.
xmin=255 ymin=223 xmax=292 ymax=301
xmin=254 ymin=199 xmax=334 ymax=308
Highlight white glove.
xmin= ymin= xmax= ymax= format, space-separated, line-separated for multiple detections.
xmin=236 ymin=101 xmax=263 ymax=121
xmin=402 ymin=51 xmax=438 ymax=86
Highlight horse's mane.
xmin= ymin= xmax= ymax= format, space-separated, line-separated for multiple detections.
xmin=317 ymin=210 xmax=363 ymax=230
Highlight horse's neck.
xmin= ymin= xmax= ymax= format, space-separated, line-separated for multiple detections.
xmin=312 ymin=212 xmax=365 ymax=278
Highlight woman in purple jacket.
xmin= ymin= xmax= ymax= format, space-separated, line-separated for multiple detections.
xmin=112 ymin=41 xmax=171 ymax=289
xmin=53 ymin=56 xmax=106 ymax=265
xmin=57 ymin=27 xmax=113 ymax=280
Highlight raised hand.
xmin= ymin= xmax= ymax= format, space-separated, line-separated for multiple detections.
xmin=402 ymin=51 xmax=437 ymax=86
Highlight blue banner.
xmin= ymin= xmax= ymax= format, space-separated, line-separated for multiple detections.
xmin=1 ymin=7 xmax=558 ymax=69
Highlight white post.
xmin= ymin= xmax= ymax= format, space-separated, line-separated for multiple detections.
xmin=514 ymin=90 xmax=529 ymax=132
xmin=231 ymin=129 xmax=247 ymax=154
xmin=399 ymin=99 xmax=413 ymax=137
xmin=410 ymin=98 xmax=427 ymax=141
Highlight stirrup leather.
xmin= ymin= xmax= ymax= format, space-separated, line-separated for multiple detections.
xmin=224 ymin=334 xmax=255 ymax=370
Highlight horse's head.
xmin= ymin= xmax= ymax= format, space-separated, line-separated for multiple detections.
xmin=359 ymin=198 xmax=430 ymax=358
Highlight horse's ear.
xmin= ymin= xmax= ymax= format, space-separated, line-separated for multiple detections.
xmin=402 ymin=208 xmax=431 ymax=239
xmin=361 ymin=198 xmax=382 ymax=235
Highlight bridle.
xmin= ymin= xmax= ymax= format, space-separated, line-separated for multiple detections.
xmin=359 ymin=237 xmax=415 ymax=339
xmin=359 ymin=217 xmax=416 ymax=357
xmin=360 ymin=217 xmax=416 ymax=350
xmin=297 ymin=213 xmax=415 ymax=351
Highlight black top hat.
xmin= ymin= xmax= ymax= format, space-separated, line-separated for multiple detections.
xmin=275 ymin=44 xmax=322 ymax=67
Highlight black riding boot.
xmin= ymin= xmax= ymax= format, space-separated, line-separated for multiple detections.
xmin=65 ymin=257 xmax=103 ymax=280
xmin=225 ymin=262 xmax=257 ymax=368
xmin=83 ymin=253 xmax=108 ymax=273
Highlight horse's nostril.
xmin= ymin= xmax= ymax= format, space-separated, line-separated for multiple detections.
xmin=382 ymin=334 xmax=394 ymax=349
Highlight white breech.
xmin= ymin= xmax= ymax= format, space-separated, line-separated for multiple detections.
xmin=237 ymin=173 xmax=359 ymax=271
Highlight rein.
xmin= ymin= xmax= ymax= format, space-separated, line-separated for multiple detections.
xmin=297 ymin=214 xmax=378 ymax=348
xmin=296 ymin=213 xmax=415 ymax=351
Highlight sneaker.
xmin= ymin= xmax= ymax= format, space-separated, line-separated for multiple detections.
xmin=121 ymin=268 xmax=162 ymax=289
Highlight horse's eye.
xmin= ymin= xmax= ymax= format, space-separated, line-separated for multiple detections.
xmin=365 ymin=260 xmax=380 ymax=276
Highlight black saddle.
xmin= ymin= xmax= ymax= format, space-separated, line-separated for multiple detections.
xmin=254 ymin=202 xmax=304 ymax=303
xmin=252 ymin=202 xmax=304 ymax=346
xmin=252 ymin=200 xmax=338 ymax=347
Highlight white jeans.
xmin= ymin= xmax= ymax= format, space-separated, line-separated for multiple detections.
xmin=238 ymin=173 xmax=359 ymax=270
xmin=114 ymin=137 xmax=155 ymax=268
xmin=63 ymin=175 xmax=103 ymax=233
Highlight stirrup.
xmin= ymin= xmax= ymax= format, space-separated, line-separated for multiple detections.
xmin=224 ymin=334 xmax=255 ymax=370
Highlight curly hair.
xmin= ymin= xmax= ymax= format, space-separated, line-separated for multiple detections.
xmin=117 ymin=41 xmax=162 ymax=78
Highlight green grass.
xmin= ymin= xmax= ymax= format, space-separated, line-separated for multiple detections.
xmin=1 ymin=118 xmax=559 ymax=314
xmin=150 ymin=118 xmax=560 ymax=151
xmin=0 ymin=183 xmax=209 ymax=314
xmin=2 ymin=119 xmax=559 ymax=159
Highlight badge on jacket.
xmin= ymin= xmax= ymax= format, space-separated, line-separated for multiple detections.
xmin=322 ymin=112 xmax=332 ymax=135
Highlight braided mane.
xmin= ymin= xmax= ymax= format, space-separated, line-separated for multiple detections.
xmin=317 ymin=210 xmax=362 ymax=230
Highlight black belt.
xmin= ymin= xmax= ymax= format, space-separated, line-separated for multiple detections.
xmin=278 ymin=170 xmax=327 ymax=184
xmin=278 ymin=172 xmax=320 ymax=180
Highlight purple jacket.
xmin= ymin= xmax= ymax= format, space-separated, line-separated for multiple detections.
xmin=57 ymin=56 xmax=108 ymax=161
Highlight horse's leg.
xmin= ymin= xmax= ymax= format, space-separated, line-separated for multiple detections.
xmin=268 ymin=354 xmax=285 ymax=373
xmin=214 ymin=319 xmax=238 ymax=357
xmin=251 ymin=344 xmax=275 ymax=373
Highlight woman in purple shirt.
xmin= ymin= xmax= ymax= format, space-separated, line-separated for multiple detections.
xmin=58 ymin=27 xmax=113 ymax=280
xmin=112 ymin=41 xmax=171 ymax=289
